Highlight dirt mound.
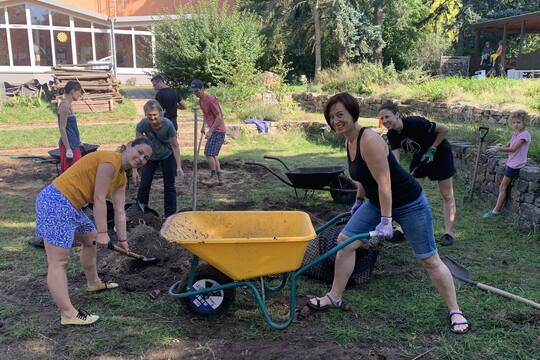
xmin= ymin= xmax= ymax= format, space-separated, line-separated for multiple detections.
xmin=97 ymin=224 xmax=192 ymax=294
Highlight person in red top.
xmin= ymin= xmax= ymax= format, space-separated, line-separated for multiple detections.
xmin=190 ymin=79 xmax=226 ymax=185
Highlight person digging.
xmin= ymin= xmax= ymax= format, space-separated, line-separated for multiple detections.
xmin=35 ymin=138 xmax=152 ymax=325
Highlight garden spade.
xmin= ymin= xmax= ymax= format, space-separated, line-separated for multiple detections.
xmin=107 ymin=242 xmax=159 ymax=264
xmin=442 ymin=256 xmax=540 ymax=309
xmin=93 ymin=240 xmax=158 ymax=264
xmin=464 ymin=126 xmax=489 ymax=202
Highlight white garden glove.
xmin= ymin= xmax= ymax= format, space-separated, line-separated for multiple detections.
xmin=375 ymin=216 xmax=393 ymax=239
xmin=66 ymin=149 xmax=74 ymax=160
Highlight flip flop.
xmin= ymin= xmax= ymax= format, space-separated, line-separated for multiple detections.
xmin=448 ymin=309 xmax=470 ymax=334
xmin=307 ymin=292 xmax=348 ymax=311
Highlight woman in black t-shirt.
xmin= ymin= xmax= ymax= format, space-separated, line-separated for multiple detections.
xmin=307 ymin=93 xmax=468 ymax=334
xmin=380 ymin=101 xmax=456 ymax=247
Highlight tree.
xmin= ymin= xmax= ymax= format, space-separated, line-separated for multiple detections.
xmin=153 ymin=1 xmax=263 ymax=86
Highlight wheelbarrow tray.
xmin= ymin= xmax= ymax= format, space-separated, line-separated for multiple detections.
xmin=161 ymin=211 xmax=316 ymax=281
xmin=285 ymin=166 xmax=344 ymax=189
xmin=48 ymin=143 xmax=100 ymax=159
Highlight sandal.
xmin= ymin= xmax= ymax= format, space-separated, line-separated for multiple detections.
xmin=307 ymin=292 xmax=348 ymax=311
xmin=448 ymin=309 xmax=470 ymax=334
xmin=87 ymin=281 xmax=119 ymax=292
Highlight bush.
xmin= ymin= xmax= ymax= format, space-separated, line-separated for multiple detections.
xmin=404 ymin=32 xmax=452 ymax=75
xmin=237 ymin=101 xmax=284 ymax=122
xmin=154 ymin=0 xmax=263 ymax=87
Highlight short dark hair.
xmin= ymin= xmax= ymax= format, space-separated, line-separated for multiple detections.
xmin=378 ymin=100 xmax=399 ymax=114
xmin=64 ymin=80 xmax=81 ymax=94
xmin=324 ymin=92 xmax=360 ymax=130
xmin=151 ymin=74 xmax=165 ymax=83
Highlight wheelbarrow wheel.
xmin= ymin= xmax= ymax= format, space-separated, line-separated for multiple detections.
xmin=330 ymin=175 xmax=356 ymax=205
xmin=181 ymin=264 xmax=236 ymax=318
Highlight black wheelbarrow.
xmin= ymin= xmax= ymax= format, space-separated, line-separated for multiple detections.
xmin=246 ymin=156 xmax=356 ymax=204
xmin=12 ymin=143 xmax=100 ymax=177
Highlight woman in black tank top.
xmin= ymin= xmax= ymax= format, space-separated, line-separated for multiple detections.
xmin=308 ymin=93 xmax=469 ymax=334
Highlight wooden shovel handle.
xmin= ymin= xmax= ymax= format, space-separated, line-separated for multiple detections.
xmin=109 ymin=243 xmax=144 ymax=260
xmin=477 ymin=283 xmax=540 ymax=309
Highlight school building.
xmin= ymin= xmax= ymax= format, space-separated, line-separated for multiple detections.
xmin=0 ymin=0 xmax=232 ymax=84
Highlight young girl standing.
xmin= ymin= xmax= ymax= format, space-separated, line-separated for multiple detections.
xmin=483 ymin=111 xmax=532 ymax=218
xmin=58 ymin=81 xmax=83 ymax=173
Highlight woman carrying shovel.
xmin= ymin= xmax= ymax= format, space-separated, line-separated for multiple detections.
xmin=379 ymin=101 xmax=457 ymax=246
xmin=308 ymin=93 xmax=469 ymax=335
xmin=35 ymin=138 xmax=152 ymax=325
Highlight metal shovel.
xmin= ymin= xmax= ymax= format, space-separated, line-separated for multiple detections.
xmin=107 ymin=242 xmax=159 ymax=264
xmin=464 ymin=126 xmax=489 ymax=202
xmin=442 ymin=256 xmax=540 ymax=309
xmin=93 ymin=240 xmax=158 ymax=264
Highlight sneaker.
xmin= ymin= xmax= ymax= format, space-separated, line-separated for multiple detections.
xmin=482 ymin=210 xmax=498 ymax=219
xmin=27 ymin=236 xmax=45 ymax=249
xmin=87 ymin=281 xmax=119 ymax=292
xmin=61 ymin=309 xmax=99 ymax=326
xmin=440 ymin=233 xmax=454 ymax=246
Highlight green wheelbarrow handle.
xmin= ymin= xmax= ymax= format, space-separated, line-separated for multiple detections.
xmin=168 ymin=222 xmax=375 ymax=330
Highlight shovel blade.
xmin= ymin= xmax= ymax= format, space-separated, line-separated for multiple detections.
xmin=441 ymin=256 xmax=476 ymax=285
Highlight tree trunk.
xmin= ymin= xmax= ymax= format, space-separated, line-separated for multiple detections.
xmin=338 ymin=45 xmax=346 ymax=67
xmin=456 ymin=28 xmax=465 ymax=56
xmin=313 ymin=0 xmax=322 ymax=84
xmin=372 ymin=0 xmax=384 ymax=66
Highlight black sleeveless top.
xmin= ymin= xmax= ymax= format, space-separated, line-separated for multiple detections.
xmin=347 ymin=127 xmax=422 ymax=208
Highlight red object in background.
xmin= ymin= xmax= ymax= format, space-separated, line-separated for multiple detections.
xmin=59 ymin=144 xmax=82 ymax=173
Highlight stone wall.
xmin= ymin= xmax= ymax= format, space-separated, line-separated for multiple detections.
xmin=452 ymin=142 xmax=539 ymax=231
xmin=228 ymin=118 xmax=539 ymax=231
xmin=292 ymin=92 xmax=540 ymax=127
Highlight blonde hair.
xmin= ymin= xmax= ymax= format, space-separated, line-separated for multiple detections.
xmin=509 ymin=110 xmax=530 ymax=126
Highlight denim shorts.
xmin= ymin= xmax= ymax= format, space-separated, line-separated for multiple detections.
xmin=504 ymin=166 xmax=520 ymax=178
xmin=342 ymin=193 xmax=437 ymax=260
xmin=204 ymin=131 xmax=225 ymax=157
xmin=35 ymin=184 xmax=96 ymax=249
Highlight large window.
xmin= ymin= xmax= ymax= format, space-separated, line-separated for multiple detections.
xmin=10 ymin=29 xmax=30 ymax=65
xmin=76 ymin=32 xmax=93 ymax=63
xmin=7 ymin=5 xmax=26 ymax=25
xmin=1 ymin=4 xmax=154 ymax=69
xmin=29 ymin=4 xmax=49 ymax=26
xmin=54 ymin=30 xmax=73 ymax=64
xmin=52 ymin=11 xmax=69 ymax=27
xmin=115 ymin=34 xmax=133 ymax=67
xmin=95 ymin=32 xmax=111 ymax=60
xmin=0 ymin=29 xmax=9 ymax=65
xmin=135 ymin=35 xmax=153 ymax=68
xmin=74 ymin=18 xmax=91 ymax=28
xmin=33 ymin=29 xmax=53 ymax=66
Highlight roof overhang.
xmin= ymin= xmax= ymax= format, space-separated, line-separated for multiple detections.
xmin=472 ymin=11 xmax=540 ymax=34
xmin=0 ymin=0 xmax=189 ymax=26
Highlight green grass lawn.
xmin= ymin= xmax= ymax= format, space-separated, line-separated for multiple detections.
xmin=1 ymin=131 xmax=538 ymax=359
xmin=0 ymin=123 xmax=135 ymax=149
xmin=0 ymin=97 xmax=137 ymax=126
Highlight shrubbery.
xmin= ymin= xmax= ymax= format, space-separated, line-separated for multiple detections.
xmin=153 ymin=0 xmax=263 ymax=87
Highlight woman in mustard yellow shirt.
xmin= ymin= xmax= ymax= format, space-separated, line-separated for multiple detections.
xmin=35 ymin=138 xmax=152 ymax=326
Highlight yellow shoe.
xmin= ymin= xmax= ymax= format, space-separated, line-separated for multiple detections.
xmin=87 ymin=281 xmax=119 ymax=292
xmin=61 ymin=309 xmax=99 ymax=326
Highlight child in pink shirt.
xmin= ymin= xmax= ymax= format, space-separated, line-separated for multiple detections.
xmin=483 ymin=111 xmax=532 ymax=218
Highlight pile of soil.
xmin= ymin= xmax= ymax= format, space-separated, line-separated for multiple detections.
xmin=97 ymin=224 xmax=192 ymax=294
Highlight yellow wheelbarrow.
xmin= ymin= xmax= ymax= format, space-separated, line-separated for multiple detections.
xmin=161 ymin=211 xmax=377 ymax=329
